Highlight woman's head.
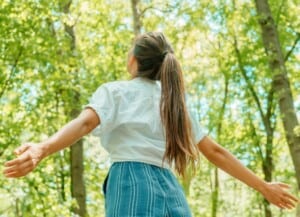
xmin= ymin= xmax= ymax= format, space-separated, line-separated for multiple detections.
xmin=130 ymin=32 xmax=199 ymax=177
xmin=130 ymin=32 xmax=173 ymax=79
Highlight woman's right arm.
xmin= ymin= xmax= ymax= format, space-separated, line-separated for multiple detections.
xmin=197 ymin=136 xmax=299 ymax=209
xmin=3 ymin=107 xmax=100 ymax=178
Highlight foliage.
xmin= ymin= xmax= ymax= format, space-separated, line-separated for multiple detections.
xmin=0 ymin=0 xmax=299 ymax=216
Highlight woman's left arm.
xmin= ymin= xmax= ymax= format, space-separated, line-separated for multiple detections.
xmin=198 ymin=136 xmax=299 ymax=209
xmin=3 ymin=108 xmax=100 ymax=178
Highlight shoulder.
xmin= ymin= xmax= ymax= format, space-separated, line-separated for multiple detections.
xmin=93 ymin=77 xmax=159 ymax=100
xmin=93 ymin=79 xmax=134 ymax=99
xmin=97 ymin=80 xmax=131 ymax=95
xmin=102 ymin=80 xmax=130 ymax=90
xmin=99 ymin=78 xmax=149 ymax=94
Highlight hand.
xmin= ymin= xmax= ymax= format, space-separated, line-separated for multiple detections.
xmin=261 ymin=182 xmax=299 ymax=209
xmin=3 ymin=143 xmax=44 ymax=178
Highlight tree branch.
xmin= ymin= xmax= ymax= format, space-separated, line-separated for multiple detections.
xmin=216 ymin=40 xmax=230 ymax=140
xmin=0 ymin=48 xmax=23 ymax=99
xmin=284 ymin=32 xmax=300 ymax=62
xmin=233 ymin=36 xmax=266 ymax=126
xmin=139 ymin=2 xmax=181 ymax=20
xmin=233 ymin=36 xmax=275 ymax=141
xmin=266 ymin=81 xmax=277 ymax=133
xmin=275 ymin=0 xmax=285 ymax=26
xmin=140 ymin=5 xmax=155 ymax=17
xmin=248 ymin=113 xmax=265 ymax=162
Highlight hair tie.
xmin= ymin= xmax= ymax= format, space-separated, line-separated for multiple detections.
xmin=160 ymin=51 xmax=168 ymax=61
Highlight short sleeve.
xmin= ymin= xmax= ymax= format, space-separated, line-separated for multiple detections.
xmin=188 ymin=108 xmax=207 ymax=144
xmin=83 ymin=84 xmax=118 ymax=136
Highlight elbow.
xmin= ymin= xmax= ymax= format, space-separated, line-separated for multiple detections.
xmin=205 ymin=146 xmax=224 ymax=161
xmin=198 ymin=137 xmax=226 ymax=162
xmin=74 ymin=116 xmax=93 ymax=136
xmin=77 ymin=108 xmax=100 ymax=135
xmin=82 ymin=120 xmax=92 ymax=134
xmin=81 ymin=118 xmax=96 ymax=134
xmin=202 ymin=147 xmax=226 ymax=167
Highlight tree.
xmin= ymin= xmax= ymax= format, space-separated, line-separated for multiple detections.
xmin=1 ymin=1 xmax=299 ymax=216
xmin=60 ymin=0 xmax=86 ymax=215
xmin=254 ymin=0 xmax=300 ymax=196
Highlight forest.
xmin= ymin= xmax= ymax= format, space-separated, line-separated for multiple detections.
xmin=0 ymin=0 xmax=299 ymax=216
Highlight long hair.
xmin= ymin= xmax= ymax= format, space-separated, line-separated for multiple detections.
xmin=133 ymin=32 xmax=199 ymax=177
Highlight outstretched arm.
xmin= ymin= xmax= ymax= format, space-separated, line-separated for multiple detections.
xmin=4 ymin=108 xmax=100 ymax=178
xmin=198 ymin=136 xmax=299 ymax=209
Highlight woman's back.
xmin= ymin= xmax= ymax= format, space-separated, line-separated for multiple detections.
xmin=85 ymin=77 xmax=168 ymax=167
xmin=85 ymin=76 xmax=205 ymax=168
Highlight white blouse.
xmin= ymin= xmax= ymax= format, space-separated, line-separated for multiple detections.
xmin=84 ymin=77 xmax=206 ymax=168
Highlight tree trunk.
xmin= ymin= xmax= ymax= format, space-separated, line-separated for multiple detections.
xmin=262 ymin=140 xmax=273 ymax=217
xmin=254 ymin=0 xmax=300 ymax=191
xmin=234 ymin=33 xmax=276 ymax=217
xmin=62 ymin=0 xmax=86 ymax=216
xmin=211 ymin=167 xmax=219 ymax=217
xmin=211 ymin=70 xmax=229 ymax=217
xmin=0 ymin=48 xmax=23 ymax=99
xmin=70 ymin=135 xmax=86 ymax=216
xmin=131 ymin=0 xmax=142 ymax=36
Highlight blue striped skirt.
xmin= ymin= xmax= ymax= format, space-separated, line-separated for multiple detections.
xmin=103 ymin=161 xmax=192 ymax=217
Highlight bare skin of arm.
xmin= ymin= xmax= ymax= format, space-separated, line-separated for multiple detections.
xmin=3 ymin=108 xmax=99 ymax=178
xmin=198 ymin=136 xmax=299 ymax=209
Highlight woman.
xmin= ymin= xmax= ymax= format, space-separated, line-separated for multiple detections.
xmin=4 ymin=32 xmax=298 ymax=216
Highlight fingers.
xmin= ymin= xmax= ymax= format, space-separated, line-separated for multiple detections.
xmin=279 ymin=183 xmax=299 ymax=207
xmin=5 ymin=144 xmax=32 ymax=167
xmin=276 ymin=192 xmax=299 ymax=210
xmin=278 ymin=203 xmax=294 ymax=210
xmin=282 ymin=198 xmax=297 ymax=209
xmin=5 ymin=165 xmax=34 ymax=178
xmin=4 ymin=152 xmax=29 ymax=167
xmin=278 ymin=182 xmax=291 ymax=189
xmin=14 ymin=144 xmax=30 ymax=156
xmin=4 ymin=159 xmax=32 ymax=174
xmin=277 ymin=203 xmax=286 ymax=209
xmin=275 ymin=199 xmax=294 ymax=210
xmin=3 ymin=144 xmax=43 ymax=179
xmin=3 ymin=151 xmax=36 ymax=178
xmin=283 ymin=192 xmax=299 ymax=203
xmin=3 ymin=155 xmax=34 ymax=178
xmin=265 ymin=182 xmax=299 ymax=210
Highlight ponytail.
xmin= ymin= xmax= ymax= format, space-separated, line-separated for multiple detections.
xmin=133 ymin=32 xmax=199 ymax=177
xmin=160 ymin=53 xmax=199 ymax=177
